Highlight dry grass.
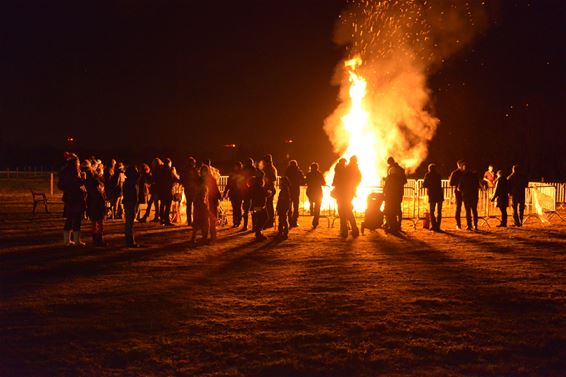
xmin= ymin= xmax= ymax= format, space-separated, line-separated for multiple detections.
xmin=1 ymin=186 xmax=565 ymax=376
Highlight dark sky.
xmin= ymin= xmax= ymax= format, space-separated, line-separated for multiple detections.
xmin=1 ymin=0 xmax=565 ymax=178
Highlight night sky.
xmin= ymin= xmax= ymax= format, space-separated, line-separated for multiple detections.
xmin=1 ymin=1 xmax=564 ymax=179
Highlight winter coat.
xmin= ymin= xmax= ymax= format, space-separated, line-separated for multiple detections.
xmin=384 ymin=163 xmax=407 ymax=203
xmin=449 ymin=168 xmax=463 ymax=192
xmin=305 ymin=171 xmax=326 ymax=202
xmin=458 ymin=171 xmax=481 ymax=203
xmin=85 ymin=171 xmax=106 ymax=221
xmin=507 ymin=171 xmax=528 ymax=203
xmin=182 ymin=166 xmax=199 ymax=201
xmin=123 ymin=170 xmax=140 ymax=206
xmin=285 ymin=166 xmax=305 ymax=197
xmin=262 ymin=163 xmax=278 ymax=192
xmin=205 ymin=174 xmax=221 ymax=212
xmin=59 ymin=166 xmax=86 ymax=217
xmin=224 ymin=171 xmax=245 ymax=200
xmin=276 ymin=185 xmax=291 ymax=213
xmin=423 ymin=170 xmax=443 ymax=203
xmin=156 ymin=165 xmax=175 ymax=201
xmin=250 ymin=181 xmax=268 ymax=210
xmin=491 ymin=177 xmax=509 ymax=208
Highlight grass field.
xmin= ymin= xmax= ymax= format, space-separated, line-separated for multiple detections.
xmin=1 ymin=181 xmax=565 ymax=376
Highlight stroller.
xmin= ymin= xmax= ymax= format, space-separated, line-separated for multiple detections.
xmin=361 ymin=192 xmax=384 ymax=235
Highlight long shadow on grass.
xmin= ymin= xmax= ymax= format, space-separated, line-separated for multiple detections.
xmin=372 ymin=233 xmax=562 ymax=310
xmin=0 ymin=227 xmax=281 ymax=300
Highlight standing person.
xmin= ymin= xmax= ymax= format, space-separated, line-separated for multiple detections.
xmin=491 ymin=170 xmax=509 ymax=227
xmin=191 ymin=170 xmax=209 ymax=244
xmin=58 ymin=155 xmax=87 ymax=246
xmin=260 ymin=154 xmax=277 ymax=229
xmin=305 ymin=162 xmax=326 ymax=229
xmin=507 ymin=164 xmax=529 ymax=227
xmin=157 ymin=158 xmax=178 ymax=226
xmin=84 ymin=160 xmax=108 ymax=246
xmin=483 ymin=164 xmax=496 ymax=189
xmin=106 ymin=162 xmax=125 ymax=220
xmin=332 ymin=156 xmax=361 ymax=238
xmin=449 ymin=160 xmax=465 ymax=230
xmin=140 ymin=158 xmax=162 ymax=223
xmin=181 ymin=157 xmax=199 ymax=226
xmin=276 ymin=177 xmax=291 ymax=239
xmin=203 ymin=165 xmax=221 ymax=242
xmin=250 ymin=174 xmax=270 ymax=240
xmin=383 ymin=157 xmax=407 ymax=234
xmin=423 ymin=163 xmax=444 ymax=232
xmin=123 ymin=165 xmax=141 ymax=247
xmin=284 ymin=160 xmax=305 ymax=228
xmin=458 ymin=163 xmax=481 ymax=231
xmin=224 ymin=161 xmax=245 ymax=227
xmin=136 ymin=163 xmax=151 ymax=222
xmin=240 ymin=158 xmax=257 ymax=231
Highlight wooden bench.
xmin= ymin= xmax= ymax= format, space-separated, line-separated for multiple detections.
xmin=31 ymin=190 xmax=49 ymax=214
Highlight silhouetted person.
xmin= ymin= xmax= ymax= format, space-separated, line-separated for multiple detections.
xmin=458 ymin=163 xmax=481 ymax=231
xmin=383 ymin=157 xmax=407 ymax=234
xmin=123 ymin=165 xmax=141 ymax=247
xmin=260 ymin=154 xmax=277 ymax=229
xmin=106 ymin=161 xmax=125 ymax=219
xmin=423 ymin=163 xmax=443 ymax=232
xmin=305 ymin=162 xmax=326 ymax=228
xmin=250 ymin=174 xmax=269 ymax=240
xmin=491 ymin=170 xmax=509 ymax=227
xmin=203 ymin=164 xmax=221 ymax=242
xmin=182 ymin=157 xmax=199 ymax=226
xmin=141 ymin=158 xmax=162 ymax=223
xmin=284 ymin=160 xmax=305 ymax=227
xmin=449 ymin=160 xmax=465 ymax=230
xmin=333 ymin=156 xmax=361 ymax=238
xmin=224 ymin=161 xmax=245 ymax=227
xmin=277 ymin=177 xmax=291 ymax=239
xmin=507 ymin=164 xmax=528 ymax=226
xmin=136 ymin=163 xmax=151 ymax=222
xmin=191 ymin=170 xmax=209 ymax=244
xmin=59 ymin=156 xmax=87 ymax=246
xmin=84 ymin=160 xmax=107 ymax=246
xmin=157 ymin=158 xmax=177 ymax=226
xmin=240 ymin=158 xmax=257 ymax=231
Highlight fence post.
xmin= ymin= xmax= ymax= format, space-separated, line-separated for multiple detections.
xmin=50 ymin=173 xmax=54 ymax=196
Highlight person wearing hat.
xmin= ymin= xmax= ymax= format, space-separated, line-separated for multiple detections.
xmin=383 ymin=157 xmax=407 ymax=234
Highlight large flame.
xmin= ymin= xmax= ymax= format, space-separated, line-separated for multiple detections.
xmin=318 ymin=0 xmax=488 ymax=212
xmin=323 ymin=56 xmax=384 ymax=211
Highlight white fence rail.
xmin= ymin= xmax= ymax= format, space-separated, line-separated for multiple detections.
xmin=1 ymin=172 xmax=565 ymax=220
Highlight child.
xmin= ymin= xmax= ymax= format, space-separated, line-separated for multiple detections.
xmin=276 ymin=177 xmax=291 ymax=239
xmin=250 ymin=175 xmax=269 ymax=240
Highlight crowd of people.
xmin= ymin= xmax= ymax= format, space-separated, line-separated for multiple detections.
xmin=57 ymin=151 xmax=530 ymax=248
